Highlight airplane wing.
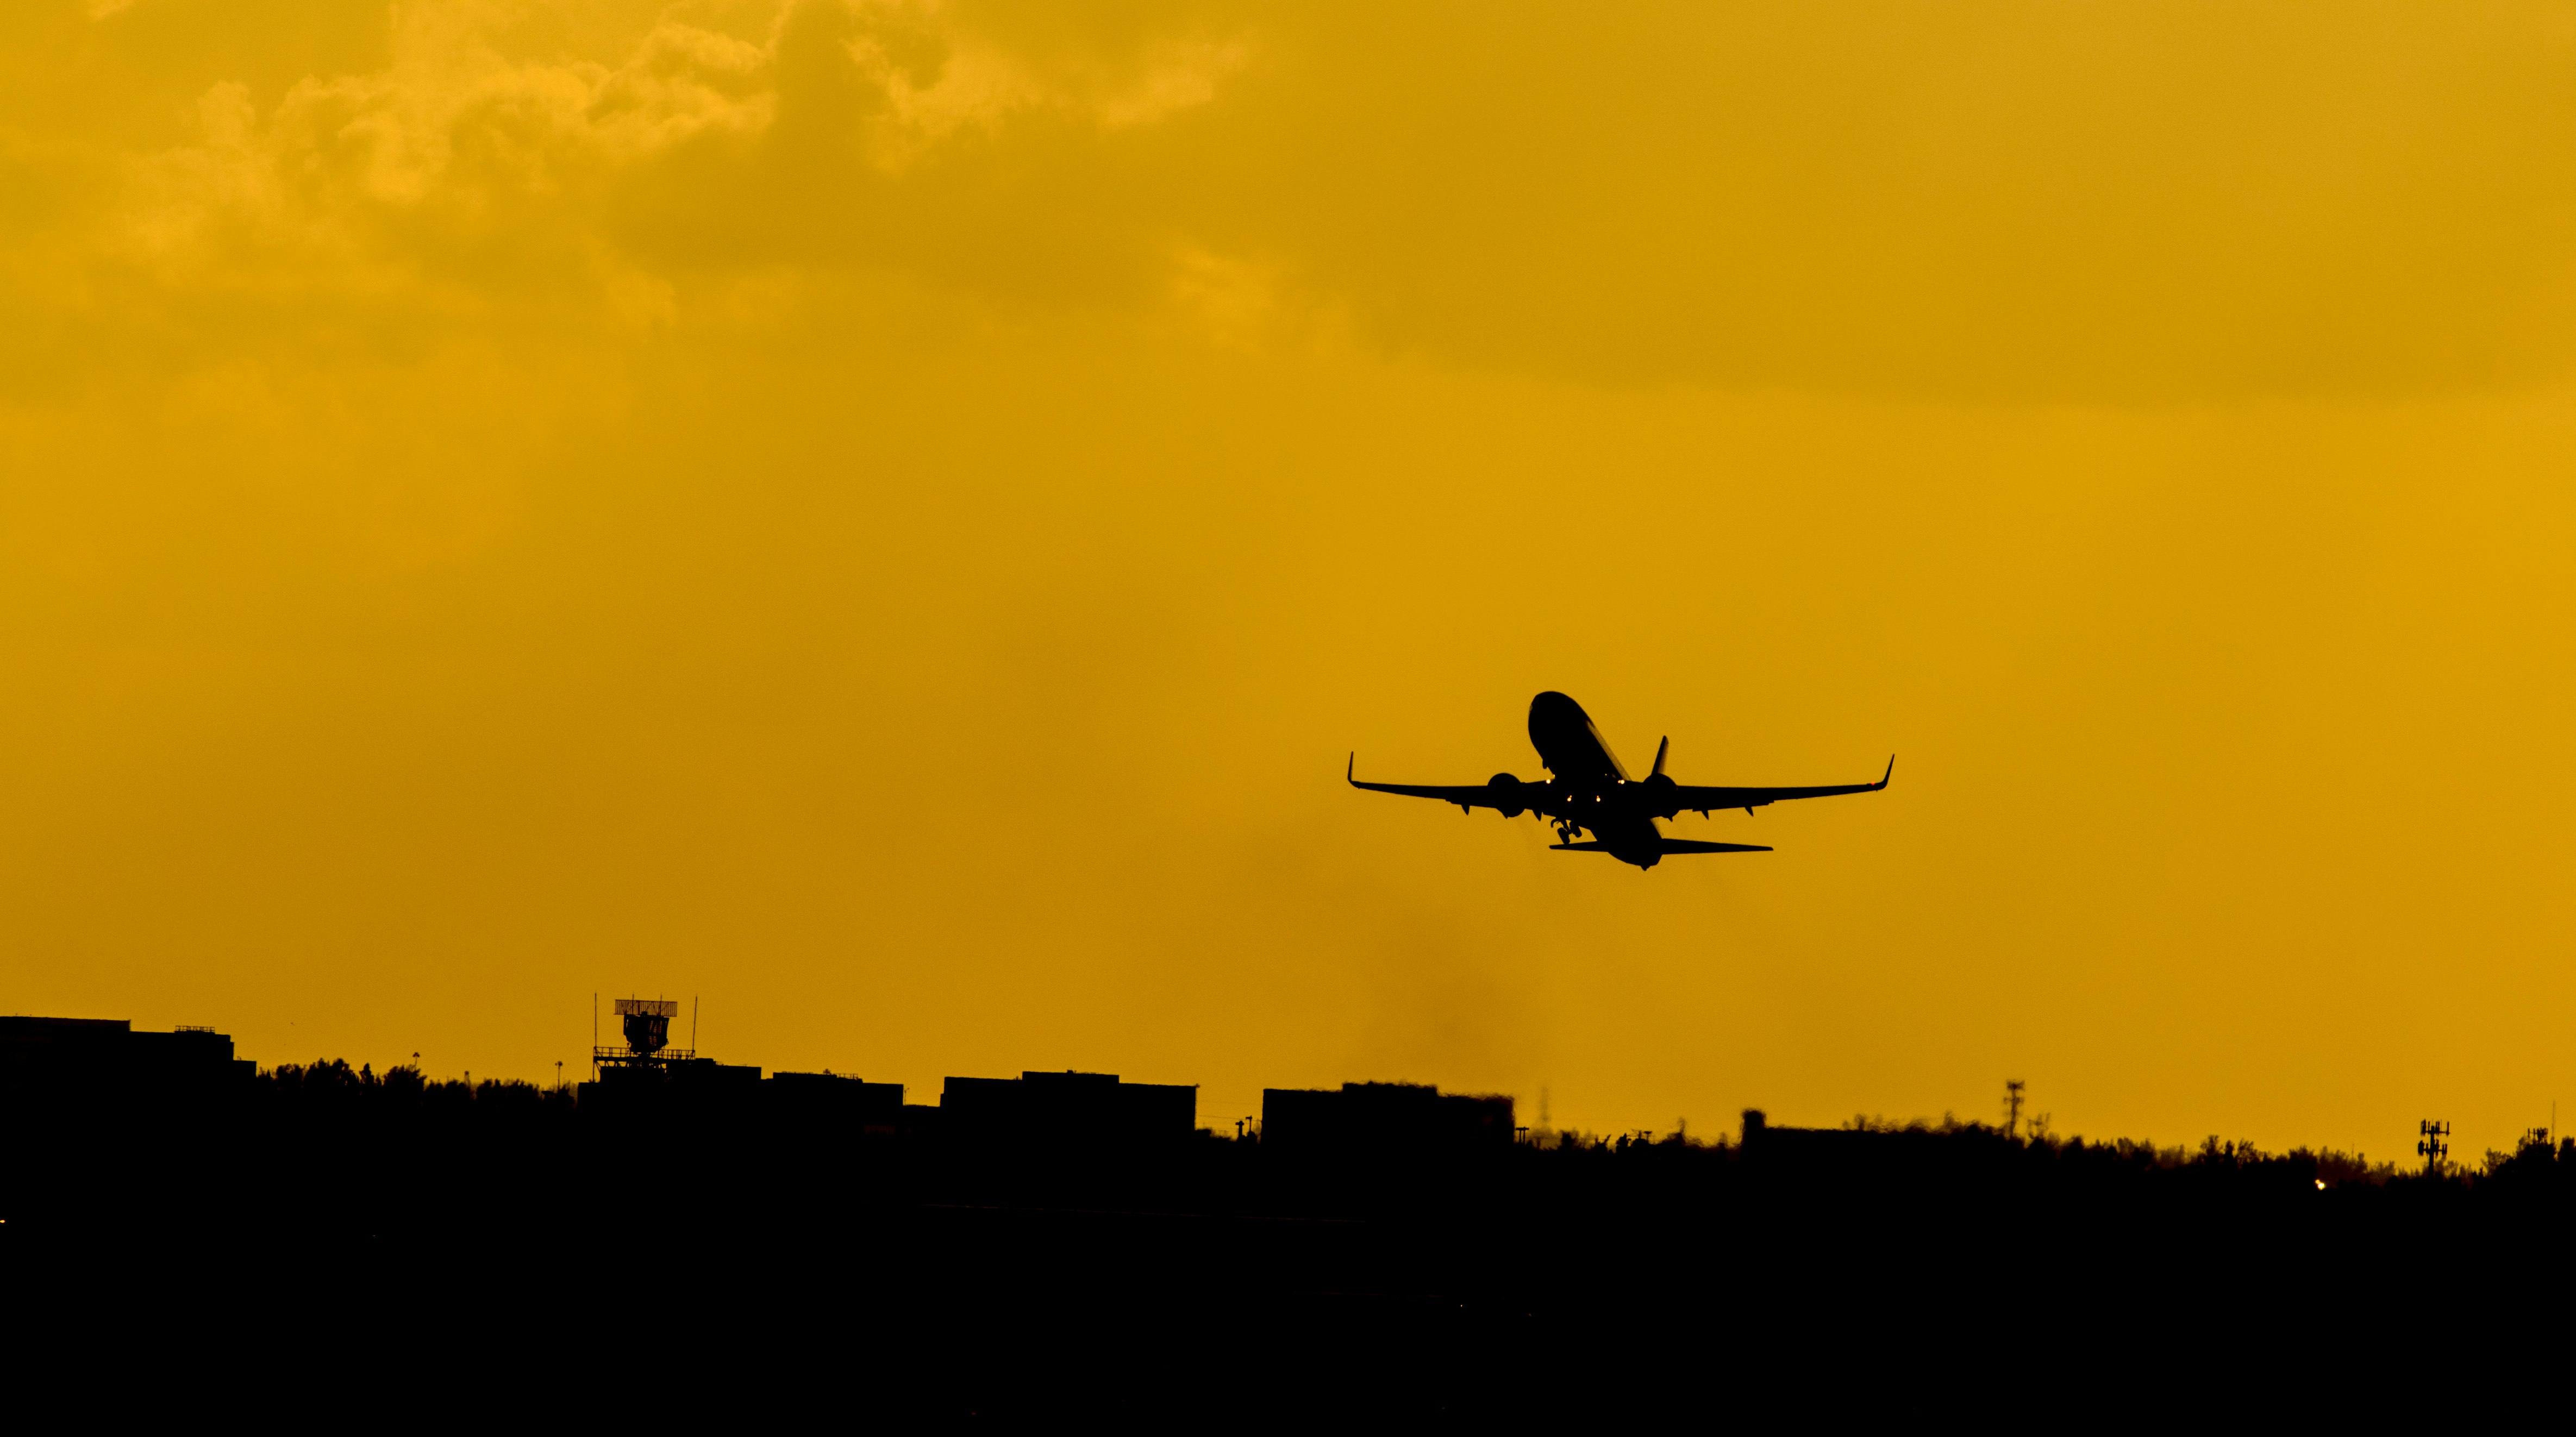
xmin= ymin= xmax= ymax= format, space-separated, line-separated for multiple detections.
xmin=1661 ymin=757 xmax=1894 ymax=815
xmin=1554 ymin=839 xmax=1772 ymax=855
xmin=1345 ymin=754 xmax=1522 ymax=813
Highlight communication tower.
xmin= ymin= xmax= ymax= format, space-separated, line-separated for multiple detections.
xmin=2003 ymin=1079 xmax=2025 ymax=1140
xmin=2417 ymin=1119 xmax=2450 ymax=1173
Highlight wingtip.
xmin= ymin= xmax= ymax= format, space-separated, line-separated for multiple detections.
xmin=1346 ymin=751 xmax=1355 ymax=785
xmin=1880 ymin=755 xmax=1895 ymax=788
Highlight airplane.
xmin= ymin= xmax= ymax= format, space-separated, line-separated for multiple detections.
xmin=1348 ymin=691 xmax=1890 ymax=870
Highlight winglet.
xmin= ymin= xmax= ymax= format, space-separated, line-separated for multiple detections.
xmin=1877 ymin=755 xmax=1895 ymax=789
xmin=1346 ymin=751 xmax=1356 ymax=786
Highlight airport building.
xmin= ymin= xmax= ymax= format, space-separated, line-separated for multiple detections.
xmin=768 ymin=1069 xmax=906 ymax=1128
xmin=940 ymin=1070 xmax=1200 ymax=1143
xmin=0 ymin=1015 xmax=252 ymax=1096
xmin=1261 ymin=1081 xmax=1516 ymax=1157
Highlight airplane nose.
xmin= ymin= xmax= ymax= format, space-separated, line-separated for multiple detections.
xmin=1529 ymin=691 xmax=1585 ymax=724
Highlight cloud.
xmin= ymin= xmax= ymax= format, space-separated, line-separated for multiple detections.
xmin=22 ymin=1 xmax=2576 ymax=404
xmin=1237 ymin=2 xmax=2576 ymax=400
xmin=112 ymin=9 xmax=771 ymax=297
xmin=19 ymin=1 xmax=1261 ymax=366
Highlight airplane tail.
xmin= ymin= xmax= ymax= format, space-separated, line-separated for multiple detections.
xmin=1650 ymin=736 xmax=1670 ymax=778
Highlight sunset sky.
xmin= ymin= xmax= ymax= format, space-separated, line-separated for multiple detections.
xmin=7 ymin=0 xmax=2575 ymax=1158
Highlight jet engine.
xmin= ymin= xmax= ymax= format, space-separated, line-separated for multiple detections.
xmin=1486 ymin=773 xmax=1528 ymax=818
xmin=1639 ymin=770 xmax=1679 ymax=818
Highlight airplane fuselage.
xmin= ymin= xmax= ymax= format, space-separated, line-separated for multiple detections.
xmin=1523 ymin=691 xmax=1671 ymax=868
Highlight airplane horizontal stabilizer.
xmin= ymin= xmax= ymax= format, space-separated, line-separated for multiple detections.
xmin=1549 ymin=839 xmax=1773 ymax=855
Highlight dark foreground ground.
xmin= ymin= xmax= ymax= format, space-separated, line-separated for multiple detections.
xmin=7 ymin=1075 xmax=2571 ymax=1421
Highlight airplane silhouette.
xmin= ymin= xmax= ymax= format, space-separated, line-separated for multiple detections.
xmin=1349 ymin=691 xmax=1890 ymax=870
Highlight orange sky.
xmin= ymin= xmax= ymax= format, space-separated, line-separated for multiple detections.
xmin=6 ymin=1 xmax=2574 ymax=1159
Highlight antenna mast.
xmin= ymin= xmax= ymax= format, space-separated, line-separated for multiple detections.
xmin=2003 ymin=1079 xmax=2025 ymax=1141
xmin=2417 ymin=1118 xmax=2451 ymax=1174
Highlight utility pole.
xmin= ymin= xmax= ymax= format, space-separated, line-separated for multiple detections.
xmin=2003 ymin=1079 xmax=2026 ymax=1141
xmin=2417 ymin=1119 xmax=2450 ymax=1174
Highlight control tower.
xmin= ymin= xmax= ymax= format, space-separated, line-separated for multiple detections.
xmin=596 ymin=997 xmax=692 ymax=1075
